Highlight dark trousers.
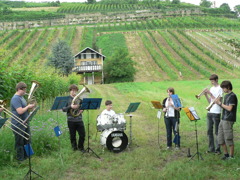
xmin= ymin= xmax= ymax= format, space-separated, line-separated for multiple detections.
xmin=67 ymin=121 xmax=85 ymax=150
xmin=207 ymin=113 xmax=221 ymax=152
xmin=164 ymin=117 xmax=178 ymax=147
xmin=13 ymin=127 xmax=29 ymax=161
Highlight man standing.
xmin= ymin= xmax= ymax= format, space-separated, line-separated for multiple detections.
xmin=205 ymin=74 xmax=223 ymax=154
xmin=11 ymin=82 xmax=35 ymax=161
xmin=62 ymin=84 xmax=85 ymax=152
xmin=216 ymin=80 xmax=238 ymax=160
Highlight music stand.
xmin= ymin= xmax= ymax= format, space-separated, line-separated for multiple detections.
xmin=80 ymin=98 xmax=102 ymax=159
xmin=151 ymin=101 xmax=163 ymax=149
xmin=125 ymin=102 xmax=140 ymax=146
xmin=50 ymin=96 xmax=69 ymax=165
xmin=183 ymin=107 xmax=203 ymax=161
xmin=24 ymin=107 xmax=43 ymax=180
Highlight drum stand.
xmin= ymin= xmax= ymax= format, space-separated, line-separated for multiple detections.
xmin=85 ymin=110 xmax=101 ymax=159
xmin=189 ymin=120 xmax=203 ymax=161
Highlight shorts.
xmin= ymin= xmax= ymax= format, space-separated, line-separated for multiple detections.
xmin=218 ymin=120 xmax=234 ymax=146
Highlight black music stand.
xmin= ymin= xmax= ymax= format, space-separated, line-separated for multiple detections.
xmin=81 ymin=98 xmax=102 ymax=159
xmin=183 ymin=107 xmax=203 ymax=161
xmin=50 ymin=96 xmax=69 ymax=165
xmin=125 ymin=102 xmax=140 ymax=146
xmin=24 ymin=107 xmax=43 ymax=180
xmin=151 ymin=101 xmax=163 ymax=149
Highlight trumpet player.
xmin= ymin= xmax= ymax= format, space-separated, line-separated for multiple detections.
xmin=204 ymin=74 xmax=223 ymax=154
xmin=11 ymin=82 xmax=35 ymax=162
xmin=216 ymin=81 xmax=238 ymax=160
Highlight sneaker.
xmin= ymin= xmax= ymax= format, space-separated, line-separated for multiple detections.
xmin=175 ymin=146 xmax=180 ymax=150
xmin=79 ymin=149 xmax=86 ymax=153
xmin=166 ymin=146 xmax=172 ymax=150
xmin=215 ymin=150 xmax=221 ymax=155
xmin=221 ymin=156 xmax=229 ymax=160
xmin=206 ymin=150 xmax=214 ymax=154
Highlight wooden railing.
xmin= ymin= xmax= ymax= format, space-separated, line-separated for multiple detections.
xmin=72 ymin=65 xmax=102 ymax=72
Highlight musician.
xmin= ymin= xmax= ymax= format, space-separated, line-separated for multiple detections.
xmin=62 ymin=84 xmax=85 ymax=152
xmin=204 ymin=74 xmax=223 ymax=154
xmin=11 ymin=82 xmax=35 ymax=161
xmin=162 ymin=87 xmax=181 ymax=150
xmin=216 ymin=81 xmax=238 ymax=160
xmin=101 ymin=100 xmax=116 ymax=117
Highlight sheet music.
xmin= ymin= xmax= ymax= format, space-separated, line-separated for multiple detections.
xmin=189 ymin=107 xmax=200 ymax=120
xmin=157 ymin=110 xmax=162 ymax=119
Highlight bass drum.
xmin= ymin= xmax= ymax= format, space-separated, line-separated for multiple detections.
xmin=100 ymin=129 xmax=128 ymax=153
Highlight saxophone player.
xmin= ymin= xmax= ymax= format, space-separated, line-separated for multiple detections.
xmin=62 ymin=84 xmax=86 ymax=152
xmin=204 ymin=74 xmax=223 ymax=154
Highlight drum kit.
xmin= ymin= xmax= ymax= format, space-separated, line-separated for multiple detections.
xmin=97 ymin=113 xmax=128 ymax=153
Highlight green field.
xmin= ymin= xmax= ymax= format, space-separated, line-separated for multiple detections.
xmin=0 ymin=80 xmax=239 ymax=179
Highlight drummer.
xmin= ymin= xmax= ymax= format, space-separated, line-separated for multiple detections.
xmin=101 ymin=100 xmax=116 ymax=117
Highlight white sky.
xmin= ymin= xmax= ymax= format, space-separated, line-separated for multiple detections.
xmin=16 ymin=0 xmax=240 ymax=10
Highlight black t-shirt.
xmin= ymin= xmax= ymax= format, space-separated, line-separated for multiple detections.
xmin=222 ymin=92 xmax=238 ymax=122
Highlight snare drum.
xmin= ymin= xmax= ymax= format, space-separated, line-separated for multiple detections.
xmin=96 ymin=114 xmax=113 ymax=131
xmin=111 ymin=114 xmax=126 ymax=130
xmin=100 ymin=129 xmax=128 ymax=153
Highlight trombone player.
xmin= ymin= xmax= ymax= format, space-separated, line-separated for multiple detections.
xmin=204 ymin=74 xmax=223 ymax=155
xmin=10 ymin=82 xmax=35 ymax=161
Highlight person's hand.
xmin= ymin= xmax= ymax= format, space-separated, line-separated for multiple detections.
xmin=71 ymin=104 xmax=79 ymax=110
xmin=0 ymin=108 xmax=4 ymax=113
xmin=28 ymin=103 xmax=35 ymax=109
xmin=163 ymin=108 xmax=167 ymax=112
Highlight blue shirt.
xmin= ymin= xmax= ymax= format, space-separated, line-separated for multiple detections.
xmin=11 ymin=95 xmax=29 ymax=128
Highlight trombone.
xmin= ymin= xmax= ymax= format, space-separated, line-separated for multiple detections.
xmin=0 ymin=116 xmax=29 ymax=140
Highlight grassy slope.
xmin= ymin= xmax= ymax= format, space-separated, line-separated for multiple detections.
xmin=1 ymin=80 xmax=239 ymax=179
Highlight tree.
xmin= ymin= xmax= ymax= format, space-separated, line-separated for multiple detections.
xmin=87 ymin=0 xmax=96 ymax=4
xmin=200 ymin=0 xmax=212 ymax=8
xmin=219 ymin=3 xmax=231 ymax=13
xmin=48 ymin=40 xmax=74 ymax=76
xmin=172 ymin=0 xmax=180 ymax=4
xmin=234 ymin=5 xmax=240 ymax=16
xmin=104 ymin=49 xmax=136 ymax=83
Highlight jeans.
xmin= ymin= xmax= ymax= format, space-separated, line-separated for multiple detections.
xmin=207 ymin=113 xmax=221 ymax=152
xmin=164 ymin=117 xmax=178 ymax=147
xmin=68 ymin=121 xmax=85 ymax=150
xmin=13 ymin=126 xmax=30 ymax=161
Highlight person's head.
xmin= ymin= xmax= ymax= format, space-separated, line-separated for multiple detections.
xmin=220 ymin=80 xmax=232 ymax=93
xmin=69 ymin=84 xmax=79 ymax=97
xmin=16 ymin=82 xmax=27 ymax=95
xmin=167 ymin=87 xmax=175 ymax=96
xmin=209 ymin=74 xmax=218 ymax=86
xmin=105 ymin=100 xmax=113 ymax=111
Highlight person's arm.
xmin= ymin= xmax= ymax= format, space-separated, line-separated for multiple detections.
xmin=62 ymin=97 xmax=71 ymax=112
xmin=16 ymin=104 xmax=35 ymax=115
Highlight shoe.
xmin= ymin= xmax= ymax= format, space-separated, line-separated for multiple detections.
xmin=79 ymin=149 xmax=86 ymax=153
xmin=215 ymin=150 xmax=221 ymax=155
xmin=166 ymin=146 xmax=172 ymax=150
xmin=175 ymin=146 xmax=180 ymax=150
xmin=206 ymin=150 xmax=214 ymax=154
xmin=221 ymin=156 xmax=229 ymax=160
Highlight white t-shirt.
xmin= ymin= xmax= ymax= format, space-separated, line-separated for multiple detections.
xmin=165 ymin=98 xmax=175 ymax=117
xmin=101 ymin=109 xmax=116 ymax=117
xmin=209 ymin=85 xmax=223 ymax=114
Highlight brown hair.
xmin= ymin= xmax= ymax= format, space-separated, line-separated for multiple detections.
xmin=209 ymin=74 xmax=218 ymax=81
xmin=167 ymin=87 xmax=175 ymax=94
xmin=16 ymin=82 xmax=27 ymax=91
xmin=220 ymin=80 xmax=232 ymax=90
xmin=69 ymin=84 xmax=79 ymax=91
xmin=105 ymin=100 xmax=112 ymax=106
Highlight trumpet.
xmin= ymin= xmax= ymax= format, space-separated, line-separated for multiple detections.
xmin=70 ymin=85 xmax=90 ymax=117
xmin=206 ymin=95 xmax=221 ymax=111
xmin=195 ymin=86 xmax=210 ymax=99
